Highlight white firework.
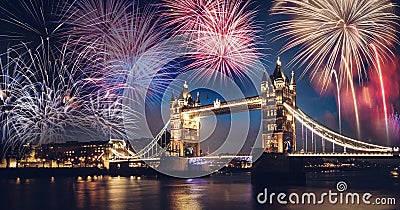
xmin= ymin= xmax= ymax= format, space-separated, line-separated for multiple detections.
xmin=0 ymin=42 xmax=139 ymax=150
xmin=271 ymin=0 xmax=399 ymax=88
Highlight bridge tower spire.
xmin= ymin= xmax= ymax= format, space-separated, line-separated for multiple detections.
xmin=261 ymin=57 xmax=297 ymax=153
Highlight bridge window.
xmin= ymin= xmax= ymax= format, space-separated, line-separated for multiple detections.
xmin=268 ymin=124 xmax=276 ymax=131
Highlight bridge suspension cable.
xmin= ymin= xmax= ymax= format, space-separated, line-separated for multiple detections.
xmin=135 ymin=120 xmax=170 ymax=158
xmin=283 ymin=103 xmax=392 ymax=152
xmin=110 ymin=120 xmax=170 ymax=160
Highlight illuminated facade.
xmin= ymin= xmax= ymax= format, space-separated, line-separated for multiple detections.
xmin=29 ymin=141 xmax=110 ymax=168
xmin=169 ymin=82 xmax=201 ymax=157
xmin=261 ymin=57 xmax=296 ymax=153
xmin=4 ymin=139 xmax=134 ymax=169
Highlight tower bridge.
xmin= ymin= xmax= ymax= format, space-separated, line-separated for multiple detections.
xmin=169 ymin=57 xmax=297 ymax=156
xmin=110 ymin=57 xmax=396 ymax=163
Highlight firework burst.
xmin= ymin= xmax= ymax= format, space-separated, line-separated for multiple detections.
xmin=64 ymin=0 xmax=176 ymax=102
xmin=104 ymin=3 xmax=175 ymax=101
xmin=0 ymin=42 xmax=138 ymax=150
xmin=271 ymin=0 xmax=399 ymax=88
xmin=164 ymin=0 xmax=262 ymax=80
xmin=61 ymin=0 xmax=129 ymax=51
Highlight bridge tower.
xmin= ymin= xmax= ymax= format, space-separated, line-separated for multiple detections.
xmin=169 ymin=82 xmax=201 ymax=157
xmin=261 ymin=57 xmax=296 ymax=153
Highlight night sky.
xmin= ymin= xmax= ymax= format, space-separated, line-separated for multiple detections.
xmin=0 ymin=0 xmax=399 ymax=152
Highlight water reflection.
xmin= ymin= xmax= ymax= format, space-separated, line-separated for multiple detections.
xmin=167 ymin=180 xmax=204 ymax=210
xmin=0 ymin=170 xmax=399 ymax=210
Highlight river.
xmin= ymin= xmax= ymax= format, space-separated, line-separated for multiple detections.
xmin=1 ymin=169 xmax=399 ymax=210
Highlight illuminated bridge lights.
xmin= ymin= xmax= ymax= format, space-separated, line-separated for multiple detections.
xmin=283 ymin=103 xmax=392 ymax=152
xmin=182 ymin=96 xmax=262 ymax=116
xmin=289 ymin=153 xmax=395 ymax=157
xmin=109 ymin=155 xmax=253 ymax=164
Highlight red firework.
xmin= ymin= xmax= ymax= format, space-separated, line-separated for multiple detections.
xmin=164 ymin=0 xmax=262 ymax=80
xmin=163 ymin=0 xmax=217 ymax=32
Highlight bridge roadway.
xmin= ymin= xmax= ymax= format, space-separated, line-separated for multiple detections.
xmin=109 ymin=155 xmax=253 ymax=163
xmin=109 ymin=152 xmax=400 ymax=163
xmin=182 ymin=96 xmax=262 ymax=117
